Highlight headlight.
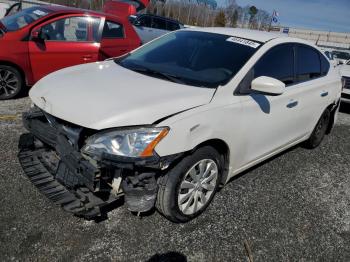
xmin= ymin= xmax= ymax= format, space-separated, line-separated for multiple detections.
xmin=82 ymin=127 xmax=169 ymax=158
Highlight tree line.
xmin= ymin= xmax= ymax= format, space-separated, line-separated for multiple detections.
xmin=44 ymin=0 xmax=274 ymax=30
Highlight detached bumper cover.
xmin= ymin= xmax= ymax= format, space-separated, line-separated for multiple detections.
xmin=18 ymin=134 xmax=104 ymax=218
xmin=18 ymin=109 xmax=182 ymax=218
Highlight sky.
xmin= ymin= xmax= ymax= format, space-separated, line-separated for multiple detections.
xmin=228 ymin=0 xmax=350 ymax=33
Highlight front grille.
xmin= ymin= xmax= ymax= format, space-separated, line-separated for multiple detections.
xmin=343 ymin=76 xmax=350 ymax=90
xmin=342 ymin=93 xmax=350 ymax=100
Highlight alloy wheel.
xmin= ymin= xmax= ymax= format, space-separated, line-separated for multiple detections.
xmin=0 ymin=69 xmax=20 ymax=98
xmin=178 ymin=159 xmax=218 ymax=215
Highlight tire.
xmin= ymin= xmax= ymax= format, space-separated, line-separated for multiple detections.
xmin=303 ymin=109 xmax=331 ymax=149
xmin=0 ymin=65 xmax=23 ymax=100
xmin=156 ymin=146 xmax=222 ymax=223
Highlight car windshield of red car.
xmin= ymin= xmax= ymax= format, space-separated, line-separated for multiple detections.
xmin=1 ymin=7 xmax=52 ymax=32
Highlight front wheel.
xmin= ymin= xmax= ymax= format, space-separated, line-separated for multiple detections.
xmin=0 ymin=65 xmax=23 ymax=100
xmin=156 ymin=146 xmax=222 ymax=223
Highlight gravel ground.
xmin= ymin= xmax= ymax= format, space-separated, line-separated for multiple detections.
xmin=0 ymin=97 xmax=349 ymax=262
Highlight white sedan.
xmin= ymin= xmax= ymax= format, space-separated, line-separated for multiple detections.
xmin=19 ymin=28 xmax=342 ymax=222
xmin=340 ymin=60 xmax=350 ymax=103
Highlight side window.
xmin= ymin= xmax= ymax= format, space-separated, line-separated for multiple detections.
xmin=254 ymin=44 xmax=295 ymax=86
xmin=320 ymin=54 xmax=330 ymax=76
xmin=138 ymin=15 xmax=152 ymax=27
xmin=166 ymin=21 xmax=180 ymax=31
xmin=102 ymin=21 xmax=124 ymax=38
xmin=152 ymin=17 xmax=166 ymax=30
xmin=91 ymin=17 xmax=101 ymax=42
xmin=42 ymin=17 xmax=90 ymax=42
xmin=297 ymin=45 xmax=321 ymax=82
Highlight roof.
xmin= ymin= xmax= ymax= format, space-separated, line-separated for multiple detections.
xmin=41 ymin=5 xmax=127 ymax=21
xmin=185 ymin=27 xmax=286 ymax=43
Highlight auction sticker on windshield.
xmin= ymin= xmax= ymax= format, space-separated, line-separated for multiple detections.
xmin=33 ymin=10 xmax=48 ymax=16
xmin=226 ymin=37 xmax=261 ymax=48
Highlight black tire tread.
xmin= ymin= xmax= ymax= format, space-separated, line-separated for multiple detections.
xmin=303 ymin=108 xmax=331 ymax=149
xmin=156 ymin=146 xmax=222 ymax=223
xmin=0 ymin=65 xmax=23 ymax=100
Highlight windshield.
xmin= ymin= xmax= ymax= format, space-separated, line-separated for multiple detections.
xmin=0 ymin=7 xmax=51 ymax=31
xmin=333 ymin=51 xmax=350 ymax=60
xmin=324 ymin=51 xmax=334 ymax=60
xmin=118 ymin=31 xmax=260 ymax=88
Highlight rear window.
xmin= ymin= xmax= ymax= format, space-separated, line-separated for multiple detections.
xmin=102 ymin=21 xmax=124 ymax=38
xmin=333 ymin=51 xmax=350 ymax=60
xmin=152 ymin=17 xmax=166 ymax=30
xmin=166 ymin=21 xmax=180 ymax=31
xmin=1 ymin=7 xmax=51 ymax=31
xmin=321 ymin=54 xmax=330 ymax=76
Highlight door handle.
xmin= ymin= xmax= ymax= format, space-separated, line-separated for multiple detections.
xmin=82 ymin=55 xmax=92 ymax=61
xmin=287 ymin=100 xmax=298 ymax=108
xmin=321 ymin=91 xmax=329 ymax=97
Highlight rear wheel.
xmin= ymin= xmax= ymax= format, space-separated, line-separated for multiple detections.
xmin=303 ymin=109 xmax=331 ymax=149
xmin=0 ymin=65 xmax=23 ymax=100
xmin=156 ymin=146 xmax=222 ymax=223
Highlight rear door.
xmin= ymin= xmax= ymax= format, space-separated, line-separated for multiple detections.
xmin=292 ymin=44 xmax=333 ymax=133
xmin=29 ymin=15 xmax=101 ymax=82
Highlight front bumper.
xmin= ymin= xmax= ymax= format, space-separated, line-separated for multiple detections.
xmin=342 ymin=77 xmax=350 ymax=103
xmin=18 ymin=108 xmax=181 ymax=218
xmin=341 ymin=90 xmax=350 ymax=103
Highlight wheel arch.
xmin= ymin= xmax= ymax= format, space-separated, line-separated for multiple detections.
xmin=326 ymin=99 xmax=341 ymax=134
xmin=192 ymin=139 xmax=230 ymax=186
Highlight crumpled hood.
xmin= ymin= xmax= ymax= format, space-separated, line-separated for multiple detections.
xmin=29 ymin=60 xmax=215 ymax=130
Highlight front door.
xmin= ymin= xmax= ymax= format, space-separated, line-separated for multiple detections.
xmin=237 ymin=44 xmax=305 ymax=167
xmin=29 ymin=15 xmax=101 ymax=82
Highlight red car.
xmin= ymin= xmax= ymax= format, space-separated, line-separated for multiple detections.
xmin=0 ymin=1 xmax=148 ymax=100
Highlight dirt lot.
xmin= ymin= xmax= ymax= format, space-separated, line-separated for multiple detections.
xmin=0 ymin=97 xmax=350 ymax=262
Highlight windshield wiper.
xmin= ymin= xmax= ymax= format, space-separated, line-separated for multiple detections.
xmin=130 ymin=67 xmax=186 ymax=85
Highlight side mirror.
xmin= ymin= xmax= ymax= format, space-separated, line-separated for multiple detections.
xmin=251 ymin=76 xmax=285 ymax=96
xmin=31 ymin=30 xmax=42 ymax=41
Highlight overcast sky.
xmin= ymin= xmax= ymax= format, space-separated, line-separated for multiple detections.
xmin=229 ymin=0 xmax=350 ymax=32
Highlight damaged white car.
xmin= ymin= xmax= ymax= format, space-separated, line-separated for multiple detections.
xmin=18 ymin=28 xmax=342 ymax=222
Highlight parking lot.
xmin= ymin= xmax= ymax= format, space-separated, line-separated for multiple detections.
xmin=0 ymin=97 xmax=348 ymax=261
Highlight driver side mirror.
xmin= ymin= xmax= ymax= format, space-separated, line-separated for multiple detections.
xmin=31 ymin=29 xmax=44 ymax=41
xmin=251 ymin=76 xmax=285 ymax=96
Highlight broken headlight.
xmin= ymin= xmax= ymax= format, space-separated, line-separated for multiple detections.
xmin=82 ymin=127 xmax=169 ymax=158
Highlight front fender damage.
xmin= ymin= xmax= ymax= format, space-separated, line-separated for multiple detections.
xmin=17 ymin=108 xmax=183 ymax=219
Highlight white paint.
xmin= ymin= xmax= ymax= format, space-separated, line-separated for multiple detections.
xmin=29 ymin=28 xmax=342 ymax=184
